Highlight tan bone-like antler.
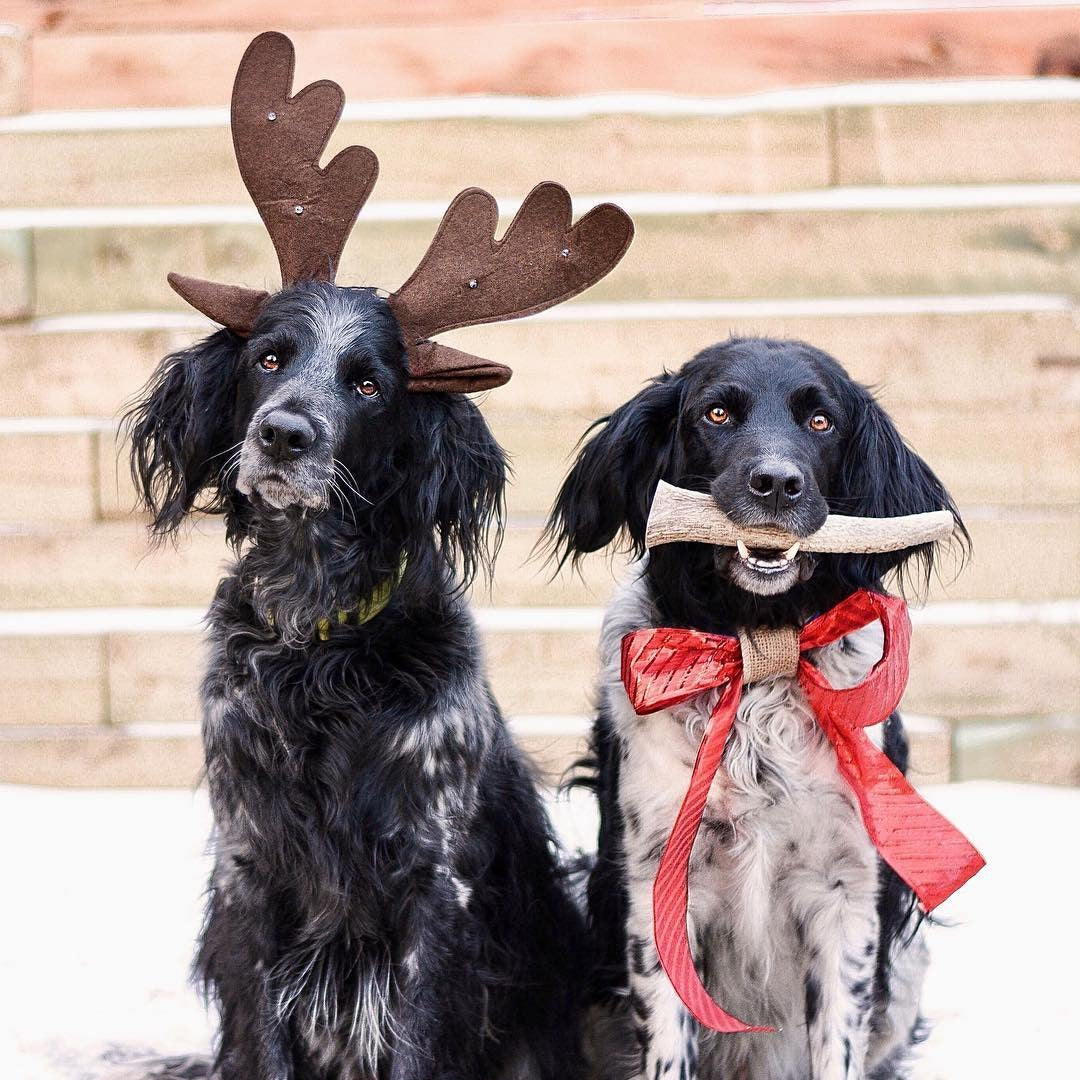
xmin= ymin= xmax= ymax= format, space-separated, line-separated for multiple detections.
xmin=645 ymin=481 xmax=955 ymax=553
xmin=168 ymin=31 xmax=379 ymax=333
xmin=390 ymin=183 xmax=633 ymax=392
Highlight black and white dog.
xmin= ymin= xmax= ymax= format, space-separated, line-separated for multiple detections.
xmin=545 ymin=337 xmax=965 ymax=1080
xmin=126 ymin=281 xmax=587 ymax=1080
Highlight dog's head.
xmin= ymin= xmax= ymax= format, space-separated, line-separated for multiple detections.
xmin=125 ymin=281 xmax=505 ymax=585
xmin=546 ymin=337 xmax=965 ymax=622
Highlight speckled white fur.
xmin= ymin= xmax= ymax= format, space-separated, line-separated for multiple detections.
xmin=600 ymin=571 xmax=927 ymax=1080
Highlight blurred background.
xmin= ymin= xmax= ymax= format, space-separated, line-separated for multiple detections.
xmin=1 ymin=3 xmax=1079 ymax=1078
xmin=0 ymin=0 xmax=1077 ymax=789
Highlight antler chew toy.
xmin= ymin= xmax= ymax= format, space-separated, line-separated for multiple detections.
xmin=167 ymin=32 xmax=635 ymax=394
xmin=645 ymin=480 xmax=955 ymax=553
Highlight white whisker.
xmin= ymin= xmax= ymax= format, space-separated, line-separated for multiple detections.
xmin=325 ymin=477 xmax=357 ymax=529
xmin=335 ymin=460 xmax=372 ymax=505
xmin=205 ymin=439 xmax=245 ymax=464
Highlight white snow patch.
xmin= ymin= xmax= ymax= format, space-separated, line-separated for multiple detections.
xmin=0 ymin=782 xmax=1076 ymax=1078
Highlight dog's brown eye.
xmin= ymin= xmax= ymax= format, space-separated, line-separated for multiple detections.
xmin=809 ymin=413 xmax=831 ymax=433
xmin=356 ymin=379 xmax=379 ymax=397
xmin=705 ymin=405 xmax=730 ymax=426
xmin=259 ymin=353 xmax=279 ymax=372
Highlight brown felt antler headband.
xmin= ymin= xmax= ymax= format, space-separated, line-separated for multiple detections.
xmin=168 ymin=32 xmax=634 ymax=394
xmin=645 ymin=481 xmax=956 ymax=553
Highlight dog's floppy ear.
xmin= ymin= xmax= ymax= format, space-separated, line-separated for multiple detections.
xmin=544 ymin=373 xmax=682 ymax=566
xmin=830 ymin=383 xmax=968 ymax=594
xmin=124 ymin=331 xmax=243 ymax=537
xmin=407 ymin=394 xmax=507 ymax=588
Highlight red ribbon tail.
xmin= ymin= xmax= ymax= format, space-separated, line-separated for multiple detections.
xmin=652 ymin=678 xmax=775 ymax=1034
xmin=833 ymin=726 xmax=986 ymax=912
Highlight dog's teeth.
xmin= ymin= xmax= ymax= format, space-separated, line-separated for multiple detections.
xmin=783 ymin=542 xmax=800 ymax=561
xmin=736 ymin=539 xmax=750 ymax=559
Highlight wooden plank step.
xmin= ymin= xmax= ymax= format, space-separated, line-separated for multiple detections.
xmin=0 ymin=520 xmax=620 ymax=609
xmin=0 ymin=716 xmax=953 ymax=790
xmin=0 ymin=226 xmax=31 ymax=320
xmin=0 ymin=420 xmax=105 ymax=523
xmin=0 ymin=725 xmax=204 ymax=788
xmin=5 ymin=193 xmax=1080 ymax=319
xmin=1 ymin=302 xmax=1076 ymax=417
xmin=0 ymin=1 xmax=686 ymax=34
xmin=18 ymin=10 xmax=1080 ymax=110
xmin=833 ymin=97 xmax=1080 ymax=187
xmin=2 ymin=508 xmax=1078 ymax=610
xmin=1 ymin=606 xmax=1077 ymax=725
xmin=5 ymin=87 xmax=1080 ymax=206
xmin=1 ymin=393 xmax=1076 ymax=525
xmin=0 ymin=26 xmax=27 ymax=117
xmin=954 ymin=714 xmax=1080 ymax=786
xmin=0 ymin=109 xmax=831 ymax=206
xmin=0 ymin=718 xmax=590 ymax=789
xmin=11 ymin=713 xmax=1079 ymax=792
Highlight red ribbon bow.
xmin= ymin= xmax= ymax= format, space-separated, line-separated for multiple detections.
xmin=620 ymin=589 xmax=985 ymax=1034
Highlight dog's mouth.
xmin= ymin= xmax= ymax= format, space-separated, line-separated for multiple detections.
xmin=247 ymin=478 xmax=325 ymax=511
xmin=734 ymin=538 xmax=801 ymax=574
xmin=236 ymin=464 xmax=328 ymax=512
xmin=718 ymin=540 xmax=816 ymax=596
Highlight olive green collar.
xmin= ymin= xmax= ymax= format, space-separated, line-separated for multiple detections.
xmin=314 ymin=555 xmax=408 ymax=641
xmin=262 ymin=555 xmax=407 ymax=642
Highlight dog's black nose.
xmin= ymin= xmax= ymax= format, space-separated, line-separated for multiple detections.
xmin=257 ymin=410 xmax=317 ymax=461
xmin=748 ymin=461 xmax=804 ymax=511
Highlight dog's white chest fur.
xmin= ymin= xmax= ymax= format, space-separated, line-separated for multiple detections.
xmin=600 ymin=575 xmax=919 ymax=1078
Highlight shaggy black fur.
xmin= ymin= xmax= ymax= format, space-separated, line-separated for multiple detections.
xmin=125 ymin=281 xmax=587 ymax=1080
xmin=544 ymin=337 xmax=967 ymax=1077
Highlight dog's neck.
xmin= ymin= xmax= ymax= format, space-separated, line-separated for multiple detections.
xmin=230 ymin=510 xmax=428 ymax=644
xmin=644 ymin=544 xmax=873 ymax=635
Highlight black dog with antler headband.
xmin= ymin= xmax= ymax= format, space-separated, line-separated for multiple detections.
xmin=125 ymin=32 xmax=632 ymax=1080
xmin=168 ymin=31 xmax=631 ymax=391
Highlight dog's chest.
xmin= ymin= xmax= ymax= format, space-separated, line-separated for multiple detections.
xmin=618 ymin=669 xmax=859 ymax=858
xmin=612 ymin=621 xmax=884 ymax=951
xmin=202 ymin=657 xmax=487 ymax=1076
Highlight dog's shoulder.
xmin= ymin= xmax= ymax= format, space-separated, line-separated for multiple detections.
xmin=598 ymin=563 xmax=656 ymax=673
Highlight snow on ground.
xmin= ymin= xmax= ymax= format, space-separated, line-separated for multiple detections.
xmin=1 ymin=782 xmax=1076 ymax=1078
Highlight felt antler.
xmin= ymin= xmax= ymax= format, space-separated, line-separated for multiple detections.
xmin=168 ymin=31 xmax=379 ymax=334
xmin=390 ymin=183 xmax=633 ymax=392
xmin=645 ymin=481 xmax=955 ymax=553
xmin=167 ymin=33 xmax=634 ymax=394
xmin=232 ymin=31 xmax=379 ymax=284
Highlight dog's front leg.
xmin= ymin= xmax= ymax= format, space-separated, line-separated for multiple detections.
xmin=199 ymin=861 xmax=294 ymax=1080
xmin=624 ymin=890 xmax=697 ymax=1080
xmin=617 ymin=726 xmax=699 ymax=1080
xmin=385 ymin=893 xmax=477 ymax=1080
xmin=794 ymin=862 xmax=879 ymax=1080
xmin=214 ymin=984 xmax=294 ymax=1080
